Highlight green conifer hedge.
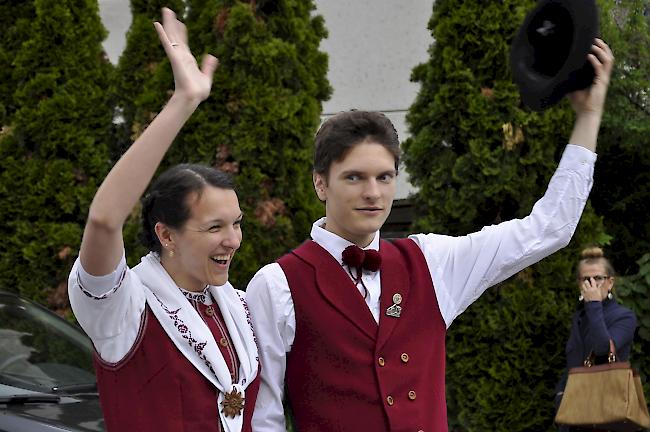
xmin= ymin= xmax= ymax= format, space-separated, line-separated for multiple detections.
xmin=0 ymin=0 xmax=114 ymax=314
xmin=403 ymin=1 xmax=608 ymax=430
xmin=590 ymin=0 xmax=650 ymax=275
xmin=618 ymin=253 xmax=650 ymax=397
xmin=0 ymin=1 xmax=35 ymax=124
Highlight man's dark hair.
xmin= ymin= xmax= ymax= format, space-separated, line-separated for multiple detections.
xmin=313 ymin=110 xmax=400 ymax=176
xmin=139 ymin=164 xmax=235 ymax=253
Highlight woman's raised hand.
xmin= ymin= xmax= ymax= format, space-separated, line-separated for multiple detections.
xmin=154 ymin=8 xmax=218 ymax=104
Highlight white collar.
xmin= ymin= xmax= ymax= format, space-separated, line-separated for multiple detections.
xmin=310 ymin=217 xmax=380 ymax=265
xmin=178 ymin=285 xmax=213 ymax=305
xmin=133 ymin=253 xmax=258 ymax=432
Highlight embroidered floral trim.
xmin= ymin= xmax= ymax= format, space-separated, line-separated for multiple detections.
xmin=77 ymin=267 xmax=127 ymax=300
xmin=178 ymin=286 xmax=212 ymax=305
xmin=150 ymin=292 xmax=216 ymax=376
xmin=236 ymin=291 xmax=259 ymax=362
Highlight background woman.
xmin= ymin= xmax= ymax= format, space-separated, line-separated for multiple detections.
xmin=555 ymin=246 xmax=637 ymax=431
xmin=68 ymin=8 xmax=259 ymax=432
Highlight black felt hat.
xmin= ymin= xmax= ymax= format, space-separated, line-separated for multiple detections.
xmin=511 ymin=0 xmax=599 ymax=111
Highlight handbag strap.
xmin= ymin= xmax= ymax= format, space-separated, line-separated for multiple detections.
xmin=583 ymin=339 xmax=617 ymax=367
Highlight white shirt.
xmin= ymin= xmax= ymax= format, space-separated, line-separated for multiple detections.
xmin=68 ymin=253 xmax=223 ymax=363
xmin=245 ymin=144 xmax=596 ymax=431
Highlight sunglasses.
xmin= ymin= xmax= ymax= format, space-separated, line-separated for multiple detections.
xmin=578 ymin=275 xmax=610 ymax=283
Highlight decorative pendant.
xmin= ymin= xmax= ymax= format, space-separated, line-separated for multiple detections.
xmin=386 ymin=293 xmax=402 ymax=318
xmin=221 ymin=387 xmax=245 ymax=418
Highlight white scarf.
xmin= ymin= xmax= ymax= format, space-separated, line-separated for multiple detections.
xmin=133 ymin=253 xmax=258 ymax=432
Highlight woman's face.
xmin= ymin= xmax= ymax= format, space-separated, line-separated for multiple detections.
xmin=160 ymin=186 xmax=242 ymax=291
xmin=578 ymin=261 xmax=614 ymax=301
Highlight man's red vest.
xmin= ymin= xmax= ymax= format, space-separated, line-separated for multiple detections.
xmin=278 ymin=238 xmax=447 ymax=432
xmin=93 ymin=305 xmax=260 ymax=432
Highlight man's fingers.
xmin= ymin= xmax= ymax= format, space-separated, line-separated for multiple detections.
xmin=591 ymin=40 xmax=615 ymax=71
xmin=587 ymin=53 xmax=603 ymax=75
xmin=594 ymin=38 xmax=614 ymax=58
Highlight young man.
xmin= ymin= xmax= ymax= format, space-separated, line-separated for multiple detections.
xmin=246 ymin=40 xmax=613 ymax=432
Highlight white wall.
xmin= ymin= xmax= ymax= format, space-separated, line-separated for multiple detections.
xmin=98 ymin=0 xmax=131 ymax=64
xmin=98 ymin=0 xmax=436 ymax=198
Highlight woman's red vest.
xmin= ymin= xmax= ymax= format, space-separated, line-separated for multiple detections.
xmin=93 ymin=305 xmax=259 ymax=432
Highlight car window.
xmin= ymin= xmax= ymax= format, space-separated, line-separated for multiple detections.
xmin=0 ymin=294 xmax=95 ymax=393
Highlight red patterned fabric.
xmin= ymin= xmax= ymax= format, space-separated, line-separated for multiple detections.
xmin=94 ymin=305 xmax=260 ymax=432
xmin=279 ymin=238 xmax=447 ymax=432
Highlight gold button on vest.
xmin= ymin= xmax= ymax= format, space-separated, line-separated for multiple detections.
xmin=408 ymin=390 xmax=417 ymax=400
xmin=378 ymin=357 xmax=385 ymax=367
xmin=401 ymin=353 xmax=409 ymax=363
xmin=386 ymin=395 xmax=394 ymax=406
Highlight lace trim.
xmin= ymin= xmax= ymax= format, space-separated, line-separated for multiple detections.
xmin=76 ymin=267 xmax=127 ymax=300
xmin=235 ymin=291 xmax=259 ymax=362
xmin=179 ymin=286 xmax=212 ymax=305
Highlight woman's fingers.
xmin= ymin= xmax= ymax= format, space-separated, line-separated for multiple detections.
xmin=161 ymin=8 xmax=179 ymax=43
xmin=201 ymin=54 xmax=219 ymax=78
xmin=153 ymin=22 xmax=172 ymax=52
xmin=156 ymin=8 xmax=189 ymax=52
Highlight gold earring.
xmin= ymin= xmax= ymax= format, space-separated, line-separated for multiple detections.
xmin=169 ymin=249 xmax=175 ymax=258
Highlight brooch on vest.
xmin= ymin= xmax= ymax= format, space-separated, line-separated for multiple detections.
xmin=221 ymin=387 xmax=245 ymax=418
xmin=386 ymin=293 xmax=402 ymax=318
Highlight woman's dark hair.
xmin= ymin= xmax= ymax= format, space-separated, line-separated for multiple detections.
xmin=140 ymin=164 xmax=235 ymax=253
xmin=576 ymin=246 xmax=616 ymax=279
xmin=313 ymin=110 xmax=400 ymax=177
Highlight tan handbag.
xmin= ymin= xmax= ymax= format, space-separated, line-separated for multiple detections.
xmin=555 ymin=342 xmax=650 ymax=431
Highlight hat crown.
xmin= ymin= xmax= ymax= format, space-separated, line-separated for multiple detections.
xmin=511 ymin=0 xmax=599 ymax=111
xmin=527 ymin=3 xmax=574 ymax=77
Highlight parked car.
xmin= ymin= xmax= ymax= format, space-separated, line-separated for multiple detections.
xmin=0 ymin=291 xmax=105 ymax=431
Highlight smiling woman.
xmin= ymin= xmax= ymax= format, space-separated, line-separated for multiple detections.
xmin=139 ymin=164 xmax=242 ymax=291
xmin=66 ymin=8 xmax=259 ymax=432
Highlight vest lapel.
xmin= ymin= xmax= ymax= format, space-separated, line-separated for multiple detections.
xmin=294 ymin=241 xmax=377 ymax=341
xmin=376 ymin=240 xmax=411 ymax=351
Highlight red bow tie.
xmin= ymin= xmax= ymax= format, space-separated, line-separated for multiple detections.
xmin=342 ymin=245 xmax=382 ymax=272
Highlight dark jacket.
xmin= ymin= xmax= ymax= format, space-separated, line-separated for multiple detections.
xmin=557 ymin=297 xmax=637 ymax=394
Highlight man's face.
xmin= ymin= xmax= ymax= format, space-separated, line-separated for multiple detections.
xmin=313 ymin=141 xmax=397 ymax=247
